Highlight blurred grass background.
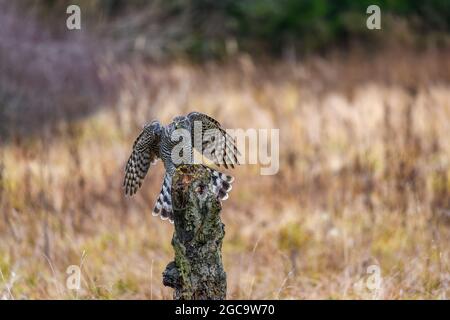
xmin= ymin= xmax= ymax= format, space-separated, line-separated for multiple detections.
xmin=0 ymin=0 xmax=449 ymax=299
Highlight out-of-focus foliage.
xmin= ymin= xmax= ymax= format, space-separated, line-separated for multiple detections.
xmin=1 ymin=53 xmax=450 ymax=299
xmin=0 ymin=1 xmax=119 ymax=140
xmin=27 ymin=0 xmax=450 ymax=58
xmin=1 ymin=0 xmax=450 ymax=301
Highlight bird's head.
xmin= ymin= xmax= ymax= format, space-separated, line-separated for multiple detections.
xmin=143 ymin=120 xmax=162 ymax=135
xmin=173 ymin=115 xmax=189 ymax=130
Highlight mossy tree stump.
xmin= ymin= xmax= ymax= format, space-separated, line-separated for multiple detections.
xmin=162 ymin=164 xmax=226 ymax=300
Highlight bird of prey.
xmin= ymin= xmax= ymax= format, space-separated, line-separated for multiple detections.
xmin=123 ymin=112 xmax=239 ymax=223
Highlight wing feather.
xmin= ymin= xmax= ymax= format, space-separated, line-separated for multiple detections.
xmin=123 ymin=125 xmax=161 ymax=196
xmin=187 ymin=111 xmax=240 ymax=168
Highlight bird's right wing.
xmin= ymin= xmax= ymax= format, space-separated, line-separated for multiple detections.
xmin=187 ymin=111 xmax=240 ymax=169
xmin=123 ymin=127 xmax=161 ymax=196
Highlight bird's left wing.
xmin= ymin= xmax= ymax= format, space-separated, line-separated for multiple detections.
xmin=123 ymin=125 xmax=161 ymax=196
xmin=187 ymin=111 xmax=240 ymax=169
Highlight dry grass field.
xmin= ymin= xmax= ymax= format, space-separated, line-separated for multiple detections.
xmin=1 ymin=45 xmax=450 ymax=299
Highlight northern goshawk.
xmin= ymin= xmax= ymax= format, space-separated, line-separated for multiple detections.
xmin=123 ymin=111 xmax=239 ymax=223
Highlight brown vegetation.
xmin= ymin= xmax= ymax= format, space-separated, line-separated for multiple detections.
xmin=1 ymin=46 xmax=449 ymax=298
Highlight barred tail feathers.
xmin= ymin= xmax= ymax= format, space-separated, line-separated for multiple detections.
xmin=152 ymin=168 xmax=234 ymax=224
xmin=207 ymin=167 xmax=234 ymax=201
xmin=152 ymin=173 xmax=174 ymax=223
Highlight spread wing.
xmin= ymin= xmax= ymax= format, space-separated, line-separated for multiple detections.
xmin=123 ymin=126 xmax=161 ymax=196
xmin=187 ymin=111 xmax=240 ymax=169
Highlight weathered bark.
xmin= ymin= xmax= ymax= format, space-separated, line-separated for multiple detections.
xmin=162 ymin=164 xmax=226 ymax=300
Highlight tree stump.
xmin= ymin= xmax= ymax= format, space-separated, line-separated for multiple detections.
xmin=162 ymin=164 xmax=227 ymax=300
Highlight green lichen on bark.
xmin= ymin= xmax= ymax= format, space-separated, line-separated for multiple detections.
xmin=162 ymin=164 xmax=226 ymax=300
